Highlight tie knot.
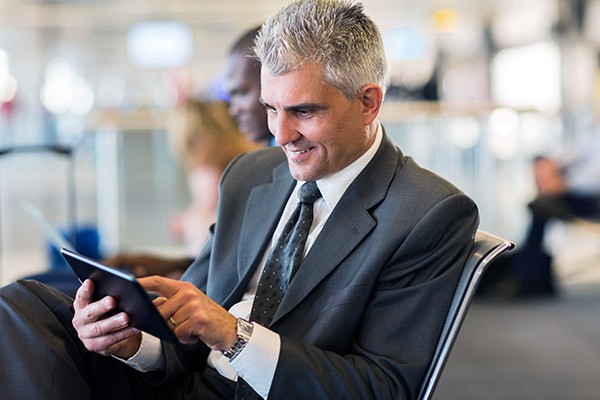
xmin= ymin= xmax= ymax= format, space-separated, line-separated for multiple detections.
xmin=299 ymin=181 xmax=321 ymax=205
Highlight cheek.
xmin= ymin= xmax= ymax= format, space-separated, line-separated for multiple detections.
xmin=324 ymin=123 xmax=364 ymax=159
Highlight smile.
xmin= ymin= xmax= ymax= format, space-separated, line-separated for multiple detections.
xmin=291 ymin=148 xmax=312 ymax=155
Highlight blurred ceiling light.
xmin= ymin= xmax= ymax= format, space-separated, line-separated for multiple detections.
xmin=127 ymin=21 xmax=193 ymax=69
xmin=432 ymin=8 xmax=458 ymax=33
xmin=69 ymin=81 xmax=95 ymax=115
xmin=0 ymin=49 xmax=17 ymax=103
xmin=492 ymin=41 xmax=562 ymax=113
xmin=488 ymin=107 xmax=520 ymax=159
xmin=383 ymin=28 xmax=436 ymax=88
xmin=40 ymin=58 xmax=95 ymax=115
xmin=450 ymin=117 xmax=480 ymax=149
xmin=384 ymin=29 xmax=428 ymax=61
xmin=442 ymin=60 xmax=488 ymax=104
xmin=437 ymin=13 xmax=486 ymax=58
xmin=520 ymin=112 xmax=562 ymax=157
xmin=491 ymin=0 xmax=558 ymax=48
xmin=0 ymin=74 xmax=17 ymax=103
xmin=40 ymin=58 xmax=72 ymax=113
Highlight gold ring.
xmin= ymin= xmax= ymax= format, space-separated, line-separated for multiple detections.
xmin=169 ymin=317 xmax=178 ymax=327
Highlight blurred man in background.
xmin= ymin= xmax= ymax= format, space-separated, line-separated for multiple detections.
xmin=225 ymin=26 xmax=273 ymax=146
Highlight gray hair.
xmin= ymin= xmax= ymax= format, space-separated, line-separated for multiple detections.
xmin=254 ymin=0 xmax=388 ymax=99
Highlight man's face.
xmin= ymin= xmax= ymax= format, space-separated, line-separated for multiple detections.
xmin=260 ymin=62 xmax=376 ymax=182
xmin=225 ymin=52 xmax=270 ymax=143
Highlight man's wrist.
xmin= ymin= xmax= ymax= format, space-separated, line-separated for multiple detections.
xmin=112 ymin=333 xmax=143 ymax=360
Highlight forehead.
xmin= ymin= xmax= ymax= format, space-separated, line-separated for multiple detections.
xmin=260 ymin=63 xmax=338 ymax=103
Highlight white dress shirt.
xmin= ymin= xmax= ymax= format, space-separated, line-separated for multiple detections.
xmin=122 ymin=123 xmax=383 ymax=399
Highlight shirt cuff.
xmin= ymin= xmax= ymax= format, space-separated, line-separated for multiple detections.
xmin=113 ymin=332 xmax=165 ymax=372
xmin=230 ymin=322 xmax=280 ymax=399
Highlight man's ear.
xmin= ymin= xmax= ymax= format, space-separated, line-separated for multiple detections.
xmin=358 ymin=84 xmax=383 ymax=125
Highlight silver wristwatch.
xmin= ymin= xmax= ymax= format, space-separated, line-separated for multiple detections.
xmin=222 ymin=318 xmax=254 ymax=360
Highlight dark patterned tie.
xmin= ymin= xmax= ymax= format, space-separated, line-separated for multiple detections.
xmin=235 ymin=181 xmax=322 ymax=399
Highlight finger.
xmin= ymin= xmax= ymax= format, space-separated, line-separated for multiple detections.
xmin=76 ymin=295 xmax=119 ymax=327
xmin=138 ymin=276 xmax=180 ymax=298
xmin=79 ymin=311 xmax=131 ymax=340
xmin=168 ymin=316 xmax=180 ymax=329
xmin=162 ymin=300 xmax=204 ymax=340
xmin=83 ymin=325 xmax=141 ymax=355
xmin=152 ymin=296 xmax=168 ymax=307
xmin=151 ymin=289 xmax=194 ymax=323
xmin=73 ymin=279 xmax=94 ymax=311
xmin=170 ymin=318 xmax=201 ymax=345
xmin=152 ymin=284 xmax=209 ymax=332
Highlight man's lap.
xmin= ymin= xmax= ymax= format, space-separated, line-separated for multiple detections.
xmin=0 ymin=280 xmax=234 ymax=400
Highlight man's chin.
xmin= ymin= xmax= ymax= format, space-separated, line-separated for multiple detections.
xmin=289 ymin=167 xmax=320 ymax=183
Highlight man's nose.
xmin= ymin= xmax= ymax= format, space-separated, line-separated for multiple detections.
xmin=272 ymin=113 xmax=299 ymax=146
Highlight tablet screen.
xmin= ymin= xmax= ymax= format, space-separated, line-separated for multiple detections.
xmin=61 ymin=248 xmax=179 ymax=344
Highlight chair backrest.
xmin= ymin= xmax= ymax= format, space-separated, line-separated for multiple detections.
xmin=418 ymin=229 xmax=514 ymax=400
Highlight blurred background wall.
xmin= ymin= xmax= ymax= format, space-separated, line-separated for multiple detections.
xmin=1 ymin=0 xmax=600 ymax=285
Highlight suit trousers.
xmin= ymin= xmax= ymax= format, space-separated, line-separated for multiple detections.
xmin=0 ymin=279 xmax=234 ymax=400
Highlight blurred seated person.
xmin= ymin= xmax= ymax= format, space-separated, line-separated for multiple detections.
xmin=167 ymin=99 xmax=260 ymax=254
xmin=224 ymin=25 xmax=273 ymax=145
xmin=479 ymin=151 xmax=600 ymax=298
xmin=105 ymin=100 xmax=259 ymax=278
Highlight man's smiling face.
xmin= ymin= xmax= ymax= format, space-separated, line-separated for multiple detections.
xmin=260 ymin=62 xmax=375 ymax=181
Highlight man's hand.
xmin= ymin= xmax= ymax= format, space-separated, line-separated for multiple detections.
xmin=72 ymin=279 xmax=142 ymax=359
xmin=139 ymin=276 xmax=238 ymax=351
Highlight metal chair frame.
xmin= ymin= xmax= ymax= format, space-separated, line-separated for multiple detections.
xmin=418 ymin=230 xmax=515 ymax=400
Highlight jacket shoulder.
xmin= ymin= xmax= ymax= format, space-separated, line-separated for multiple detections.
xmin=222 ymin=147 xmax=287 ymax=185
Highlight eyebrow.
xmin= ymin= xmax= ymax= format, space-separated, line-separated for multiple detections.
xmin=259 ymin=98 xmax=326 ymax=113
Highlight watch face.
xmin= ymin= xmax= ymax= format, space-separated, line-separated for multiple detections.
xmin=222 ymin=319 xmax=253 ymax=359
xmin=238 ymin=319 xmax=254 ymax=336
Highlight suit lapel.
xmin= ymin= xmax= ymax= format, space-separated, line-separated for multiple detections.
xmin=237 ymin=163 xmax=295 ymax=284
xmin=272 ymin=132 xmax=400 ymax=324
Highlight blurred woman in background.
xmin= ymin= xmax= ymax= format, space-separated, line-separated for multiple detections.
xmin=167 ymin=99 xmax=260 ymax=255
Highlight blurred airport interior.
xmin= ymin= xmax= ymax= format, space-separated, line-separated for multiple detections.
xmin=0 ymin=1 xmax=600 ymax=397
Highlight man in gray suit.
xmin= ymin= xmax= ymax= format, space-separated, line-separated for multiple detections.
xmin=0 ymin=0 xmax=478 ymax=399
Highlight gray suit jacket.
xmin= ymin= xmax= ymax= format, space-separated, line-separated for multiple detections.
xmin=167 ymin=132 xmax=479 ymax=399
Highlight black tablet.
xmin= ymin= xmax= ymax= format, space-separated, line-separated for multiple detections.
xmin=61 ymin=248 xmax=179 ymax=344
